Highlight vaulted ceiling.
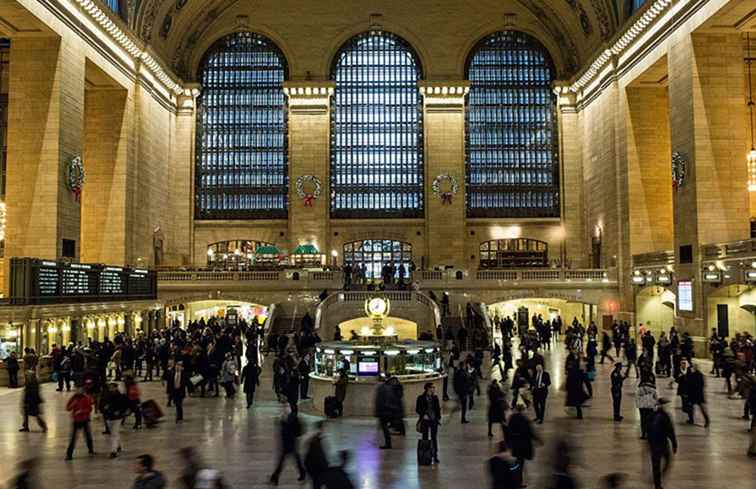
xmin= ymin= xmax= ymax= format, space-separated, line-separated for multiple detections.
xmin=126 ymin=0 xmax=633 ymax=81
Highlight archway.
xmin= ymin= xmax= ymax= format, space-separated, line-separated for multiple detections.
xmin=634 ymin=286 xmax=676 ymax=336
xmin=166 ymin=299 xmax=269 ymax=328
xmin=706 ymin=284 xmax=756 ymax=338
xmin=488 ymin=297 xmax=596 ymax=333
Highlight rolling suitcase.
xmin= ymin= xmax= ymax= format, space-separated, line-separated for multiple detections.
xmin=417 ymin=439 xmax=433 ymax=466
xmin=141 ymin=399 xmax=163 ymax=428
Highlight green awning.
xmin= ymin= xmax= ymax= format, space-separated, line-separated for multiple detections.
xmin=293 ymin=244 xmax=319 ymax=255
xmin=255 ymin=245 xmax=280 ymax=255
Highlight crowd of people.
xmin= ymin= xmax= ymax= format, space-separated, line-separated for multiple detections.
xmin=7 ymin=309 xmax=756 ymax=489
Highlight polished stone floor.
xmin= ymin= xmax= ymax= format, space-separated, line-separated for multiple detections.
xmin=2 ymin=344 xmax=755 ymax=489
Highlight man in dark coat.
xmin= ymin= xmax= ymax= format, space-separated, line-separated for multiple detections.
xmin=506 ymin=403 xmax=539 ymax=487
xmin=453 ymin=365 xmax=471 ymax=423
xmin=686 ymin=363 xmax=710 ymax=427
xmin=415 ymin=382 xmax=442 ymax=464
xmin=610 ymin=362 xmax=626 ymax=421
xmin=305 ymin=421 xmax=330 ymax=489
xmin=269 ymin=406 xmax=306 ymax=485
xmin=647 ymin=398 xmax=677 ymax=489
xmin=531 ymin=363 xmax=551 ymax=424
xmin=565 ymin=365 xmax=592 ymax=419
xmin=19 ymin=372 xmax=47 ymax=432
xmin=240 ymin=362 xmax=261 ymax=409
xmin=167 ymin=361 xmax=188 ymax=423
xmin=374 ymin=378 xmax=402 ymax=449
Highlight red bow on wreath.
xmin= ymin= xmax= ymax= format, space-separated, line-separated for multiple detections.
xmin=73 ymin=187 xmax=82 ymax=202
xmin=441 ymin=192 xmax=453 ymax=205
xmin=303 ymin=194 xmax=315 ymax=207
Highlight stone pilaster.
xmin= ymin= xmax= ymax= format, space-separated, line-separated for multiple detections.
xmin=668 ymin=32 xmax=750 ymax=335
xmin=556 ymin=87 xmax=584 ymax=268
xmin=169 ymin=86 xmax=198 ymax=266
xmin=5 ymin=37 xmax=85 ymax=264
xmin=81 ymin=87 xmax=130 ymax=265
xmin=419 ymin=81 xmax=469 ymax=269
xmin=283 ymin=81 xmax=334 ymax=255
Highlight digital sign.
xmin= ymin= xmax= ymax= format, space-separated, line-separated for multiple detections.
xmin=357 ymin=360 xmax=379 ymax=376
xmin=677 ymin=280 xmax=693 ymax=312
xmin=10 ymin=258 xmax=157 ymax=305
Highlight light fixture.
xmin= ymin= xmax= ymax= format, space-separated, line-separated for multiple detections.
xmin=748 ymin=33 xmax=756 ymax=191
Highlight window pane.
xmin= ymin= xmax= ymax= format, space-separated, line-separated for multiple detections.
xmin=195 ymin=32 xmax=288 ymax=220
xmin=465 ymin=31 xmax=560 ymax=218
xmin=330 ymin=31 xmax=424 ymax=218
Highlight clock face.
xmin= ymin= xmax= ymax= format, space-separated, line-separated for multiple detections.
xmin=368 ymin=298 xmax=388 ymax=316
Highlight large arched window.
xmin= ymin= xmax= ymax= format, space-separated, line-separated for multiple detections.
xmin=330 ymin=31 xmax=424 ymax=218
xmin=465 ymin=31 xmax=560 ymax=218
xmin=195 ymin=32 xmax=288 ymax=220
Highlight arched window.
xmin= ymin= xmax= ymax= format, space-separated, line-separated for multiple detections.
xmin=465 ymin=31 xmax=560 ymax=218
xmin=195 ymin=32 xmax=288 ymax=220
xmin=330 ymin=31 xmax=424 ymax=218
xmin=479 ymin=239 xmax=548 ymax=269
xmin=343 ymin=239 xmax=413 ymax=279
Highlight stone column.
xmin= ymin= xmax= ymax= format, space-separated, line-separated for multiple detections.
xmin=419 ymin=81 xmax=469 ymax=269
xmin=81 ymin=87 xmax=130 ymax=264
xmin=668 ymin=32 xmax=750 ymax=336
xmin=5 ymin=37 xmax=85 ymax=264
xmin=283 ymin=82 xmax=334 ymax=256
xmin=169 ymin=87 xmax=198 ymax=266
xmin=556 ymin=88 xmax=584 ymax=267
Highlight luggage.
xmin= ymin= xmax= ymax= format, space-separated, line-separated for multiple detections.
xmin=417 ymin=439 xmax=433 ymax=466
xmin=324 ymin=396 xmax=339 ymax=418
xmin=141 ymin=399 xmax=163 ymax=427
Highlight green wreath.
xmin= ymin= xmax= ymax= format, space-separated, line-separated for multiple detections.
xmin=66 ymin=156 xmax=85 ymax=201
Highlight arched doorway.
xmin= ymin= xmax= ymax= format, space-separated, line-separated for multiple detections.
xmin=635 ymin=286 xmax=676 ymax=336
xmin=706 ymin=284 xmax=756 ymax=337
xmin=342 ymin=239 xmax=413 ymax=279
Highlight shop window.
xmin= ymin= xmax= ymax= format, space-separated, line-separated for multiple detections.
xmin=479 ymin=239 xmax=548 ymax=268
xmin=195 ymin=32 xmax=288 ymax=219
xmin=207 ymin=240 xmax=275 ymax=269
xmin=465 ymin=31 xmax=560 ymax=218
xmin=330 ymin=31 xmax=424 ymax=218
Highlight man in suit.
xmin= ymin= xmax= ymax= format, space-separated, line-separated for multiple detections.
xmin=167 ymin=360 xmax=188 ymax=423
xmin=416 ymin=383 xmax=442 ymax=464
xmin=531 ymin=363 xmax=551 ymax=424
xmin=610 ymin=362 xmax=626 ymax=421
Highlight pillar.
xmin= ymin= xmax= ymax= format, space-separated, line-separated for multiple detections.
xmin=81 ymin=86 xmax=130 ymax=264
xmin=556 ymin=89 xmax=584 ymax=267
xmin=668 ymin=32 xmax=750 ymax=336
xmin=169 ymin=87 xmax=197 ymax=266
xmin=283 ymin=81 xmax=334 ymax=255
xmin=419 ymin=81 xmax=469 ymax=269
xmin=5 ymin=37 xmax=85 ymax=264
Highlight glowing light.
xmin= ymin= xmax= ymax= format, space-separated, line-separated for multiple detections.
xmin=748 ymin=150 xmax=756 ymax=192
xmin=384 ymin=350 xmax=400 ymax=356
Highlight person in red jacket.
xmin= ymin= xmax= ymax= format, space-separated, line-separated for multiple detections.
xmin=65 ymin=386 xmax=95 ymax=460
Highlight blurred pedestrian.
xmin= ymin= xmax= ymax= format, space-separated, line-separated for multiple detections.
xmin=269 ymin=406 xmax=306 ymax=485
xmin=133 ymin=454 xmax=166 ymax=489
xmin=65 ymin=385 xmax=95 ymax=460
xmin=19 ymin=372 xmax=47 ymax=433
xmin=647 ymin=398 xmax=677 ymax=489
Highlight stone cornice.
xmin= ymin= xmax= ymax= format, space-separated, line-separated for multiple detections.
xmin=68 ymin=0 xmax=185 ymax=96
xmin=283 ymin=81 xmax=335 ymax=114
xmin=418 ymin=81 xmax=470 ymax=98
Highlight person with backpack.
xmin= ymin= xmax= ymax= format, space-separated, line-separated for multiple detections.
xmin=100 ymin=382 xmax=130 ymax=458
xmin=269 ymin=406 xmax=306 ymax=485
xmin=65 ymin=385 xmax=95 ymax=460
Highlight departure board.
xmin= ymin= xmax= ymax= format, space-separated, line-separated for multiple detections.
xmin=10 ymin=258 xmax=157 ymax=305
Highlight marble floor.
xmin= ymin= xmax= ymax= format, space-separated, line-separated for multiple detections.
xmin=2 ymin=345 xmax=755 ymax=489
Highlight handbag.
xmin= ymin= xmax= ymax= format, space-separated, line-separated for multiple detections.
xmin=416 ymin=418 xmax=425 ymax=434
xmin=190 ymin=374 xmax=204 ymax=386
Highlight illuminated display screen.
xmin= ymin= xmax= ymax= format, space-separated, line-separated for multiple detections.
xmin=357 ymin=360 xmax=379 ymax=376
xmin=10 ymin=258 xmax=157 ymax=305
xmin=677 ymin=280 xmax=693 ymax=312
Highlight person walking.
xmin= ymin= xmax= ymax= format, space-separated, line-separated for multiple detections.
xmin=453 ymin=364 xmax=471 ymax=423
xmin=647 ymin=398 xmax=677 ymax=489
xmin=65 ymin=386 xmax=95 ymax=460
xmin=304 ymin=421 xmax=330 ymax=489
xmin=488 ymin=441 xmax=522 ymax=489
xmin=100 ymin=382 xmax=130 ymax=458
xmin=686 ymin=363 xmax=710 ymax=427
xmin=506 ymin=403 xmax=539 ymax=487
xmin=610 ymin=362 xmax=626 ymax=421
xmin=416 ymin=382 xmax=442 ymax=464
xmin=19 ymin=372 xmax=47 ymax=433
xmin=167 ymin=360 xmax=188 ymax=423
xmin=375 ymin=377 xmax=401 ymax=449
xmin=125 ymin=376 xmax=142 ymax=429
xmin=487 ymin=379 xmax=507 ymax=438
xmin=299 ymin=353 xmax=312 ymax=400
xmin=133 ymin=454 xmax=166 ymax=489
xmin=636 ymin=377 xmax=658 ymax=440
xmin=531 ymin=363 xmax=551 ymax=424
xmin=565 ymin=362 xmax=592 ymax=419
xmin=240 ymin=361 xmax=261 ymax=409
xmin=269 ymin=406 xmax=306 ymax=485
xmin=6 ymin=351 xmax=20 ymax=388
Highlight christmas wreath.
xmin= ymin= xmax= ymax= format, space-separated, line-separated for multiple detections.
xmin=295 ymin=175 xmax=322 ymax=207
xmin=66 ymin=156 xmax=85 ymax=201
xmin=431 ymin=174 xmax=459 ymax=205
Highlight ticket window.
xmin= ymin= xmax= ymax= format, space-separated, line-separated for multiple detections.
xmin=0 ymin=323 xmax=21 ymax=359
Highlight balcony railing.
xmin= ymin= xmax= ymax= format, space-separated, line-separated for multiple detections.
xmin=632 ymin=250 xmax=675 ymax=269
xmin=701 ymin=238 xmax=756 ymax=261
xmin=157 ymin=268 xmax=615 ymax=288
